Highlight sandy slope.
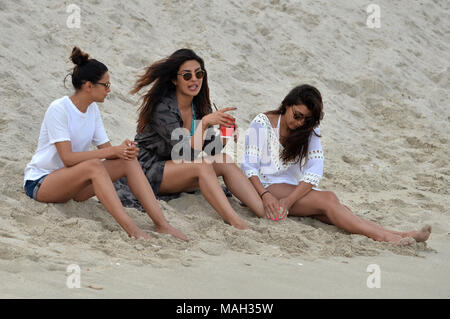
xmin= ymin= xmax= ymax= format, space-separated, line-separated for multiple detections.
xmin=0 ymin=0 xmax=448 ymax=298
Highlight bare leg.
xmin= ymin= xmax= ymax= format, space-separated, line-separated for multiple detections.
xmin=71 ymin=158 xmax=188 ymax=241
xmin=37 ymin=159 xmax=150 ymax=239
xmin=341 ymin=206 xmax=431 ymax=242
xmin=313 ymin=204 xmax=430 ymax=242
xmin=267 ymin=184 xmax=421 ymax=243
xmin=210 ymin=154 xmax=265 ymax=218
xmin=159 ymin=157 xmax=248 ymax=229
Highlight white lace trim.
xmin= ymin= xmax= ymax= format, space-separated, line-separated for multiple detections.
xmin=244 ymin=144 xmax=259 ymax=157
xmin=307 ymin=150 xmax=324 ymax=161
xmin=255 ymin=114 xmax=294 ymax=171
xmin=245 ymin=169 xmax=259 ymax=178
xmin=300 ymin=172 xmax=322 ymax=187
xmin=247 ymin=114 xmax=322 ymax=188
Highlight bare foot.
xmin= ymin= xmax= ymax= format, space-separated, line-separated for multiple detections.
xmin=129 ymin=230 xmax=151 ymax=240
xmin=156 ymin=224 xmax=189 ymax=241
xmin=404 ymin=225 xmax=432 ymax=242
xmin=383 ymin=232 xmax=404 ymax=243
xmin=381 ymin=232 xmax=415 ymax=246
xmin=397 ymin=236 xmax=415 ymax=246
xmin=229 ymin=218 xmax=249 ymax=230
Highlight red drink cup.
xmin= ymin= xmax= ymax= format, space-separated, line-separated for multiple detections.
xmin=219 ymin=119 xmax=235 ymax=138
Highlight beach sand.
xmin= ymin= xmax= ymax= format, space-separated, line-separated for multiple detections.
xmin=0 ymin=0 xmax=449 ymax=298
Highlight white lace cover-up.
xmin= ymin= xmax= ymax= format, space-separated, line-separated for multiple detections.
xmin=241 ymin=113 xmax=324 ymax=190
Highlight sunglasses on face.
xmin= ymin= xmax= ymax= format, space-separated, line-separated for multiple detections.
xmin=291 ymin=107 xmax=313 ymax=123
xmin=177 ymin=69 xmax=205 ymax=81
xmin=96 ymin=82 xmax=111 ymax=89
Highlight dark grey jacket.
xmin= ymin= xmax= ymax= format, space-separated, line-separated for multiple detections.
xmin=115 ymin=93 xmax=222 ymax=206
xmin=136 ymin=92 xmax=222 ymax=192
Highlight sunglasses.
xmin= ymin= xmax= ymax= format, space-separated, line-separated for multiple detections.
xmin=177 ymin=69 xmax=205 ymax=81
xmin=291 ymin=107 xmax=313 ymax=123
xmin=96 ymin=82 xmax=111 ymax=89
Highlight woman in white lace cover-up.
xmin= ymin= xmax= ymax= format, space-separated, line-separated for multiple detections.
xmin=241 ymin=85 xmax=431 ymax=244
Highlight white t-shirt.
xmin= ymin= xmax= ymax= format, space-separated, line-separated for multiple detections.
xmin=24 ymin=96 xmax=110 ymax=185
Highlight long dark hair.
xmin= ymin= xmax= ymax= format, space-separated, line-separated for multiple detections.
xmin=64 ymin=47 xmax=108 ymax=90
xmin=132 ymin=49 xmax=211 ymax=134
xmin=267 ymin=84 xmax=324 ymax=165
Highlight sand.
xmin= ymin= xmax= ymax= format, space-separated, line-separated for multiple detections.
xmin=0 ymin=0 xmax=449 ymax=298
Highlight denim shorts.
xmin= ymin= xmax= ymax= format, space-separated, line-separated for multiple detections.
xmin=24 ymin=175 xmax=48 ymax=200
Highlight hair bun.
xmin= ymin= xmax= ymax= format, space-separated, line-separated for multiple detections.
xmin=70 ymin=46 xmax=90 ymax=66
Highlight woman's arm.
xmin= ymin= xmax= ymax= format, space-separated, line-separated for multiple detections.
xmin=279 ymin=127 xmax=324 ymax=215
xmin=299 ymin=127 xmax=324 ymax=188
xmin=189 ymin=117 xmax=213 ymax=152
xmin=98 ymin=142 xmax=117 ymax=160
xmin=191 ymin=107 xmax=236 ymax=152
xmin=241 ymin=117 xmax=280 ymax=219
xmin=279 ymin=182 xmax=313 ymax=215
xmin=98 ymin=141 xmax=138 ymax=160
xmin=248 ymin=176 xmax=279 ymax=219
xmin=55 ymin=140 xmax=135 ymax=167
xmin=248 ymin=176 xmax=267 ymax=197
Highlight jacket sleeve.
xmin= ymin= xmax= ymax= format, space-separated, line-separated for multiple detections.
xmin=150 ymin=102 xmax=220 ymax=161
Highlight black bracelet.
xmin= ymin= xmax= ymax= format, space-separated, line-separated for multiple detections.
xmin=260 ymin=190 xmax=270 ymax=198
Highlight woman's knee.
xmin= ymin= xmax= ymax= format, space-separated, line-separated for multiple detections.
xmin=320 ymin=191 xmax=340 ymax=215
xmin=323 ymin=191 xmax=339 ymax=203
xmin=315 ymin=192 xmax=339 ymax=213
xmin=196 ymin=161 xmax=216 ymax=178
xmin=211 ymin=154 xmax=236 ymax=176
xmin=81 ymin=159 xmax=106 ymax=176
xmin=218 ymin=153 xmax=234 ymax=164
xmin=120 ymin=157 xmax=140 ymax=170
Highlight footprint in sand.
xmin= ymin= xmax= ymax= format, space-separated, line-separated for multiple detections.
xmin=0 ymin=246 xmax=21 ymax=260
xmin=198 ymin=242 xmax=225 ymax=256
xmin=341 ymin=155 xmax=355 ymax=164
xmin=405 ymin=136 xmax=437 ymax=151
xmin=123 ymin=53 xmax=145 ymax=69
xmin=11 ymin=213 xmax=46 ymax=227
xmin=0 ymin=118 xmax=7 ymax=132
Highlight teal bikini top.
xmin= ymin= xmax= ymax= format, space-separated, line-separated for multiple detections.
xmin=190 ymin=103 xmax=196 ymax=136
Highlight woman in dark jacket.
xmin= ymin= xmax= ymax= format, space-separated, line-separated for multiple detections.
xmin=129 ymin=49 xmax=265 ymax=229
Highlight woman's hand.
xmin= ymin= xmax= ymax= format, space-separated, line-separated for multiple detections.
xmin=156 ymin=223 xmax=189 ymax=242
xmin=114 ymin=139 xmax=139 ymax=160
xmin=278 ymin=197 xmax=295 ymax=219
xmin=261 ymin=191 xmax=280 ymax=221
xmin=203 ymin=107 xmax=236 ymax=127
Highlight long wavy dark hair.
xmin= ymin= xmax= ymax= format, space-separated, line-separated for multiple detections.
xmin=266 ymin=84 xmax=324 ymax=165
xmin=132 ymin=49 xmax=212 ymax=134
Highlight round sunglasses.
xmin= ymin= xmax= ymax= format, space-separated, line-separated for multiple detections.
xmin=177 ymin=69 xmax=205 ymax=81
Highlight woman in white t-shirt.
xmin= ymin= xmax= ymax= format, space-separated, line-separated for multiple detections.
xmin=241 ymin=84 xmax=431 ymax=244
xmin=24 ymin=47 xmax=187 ymax=241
